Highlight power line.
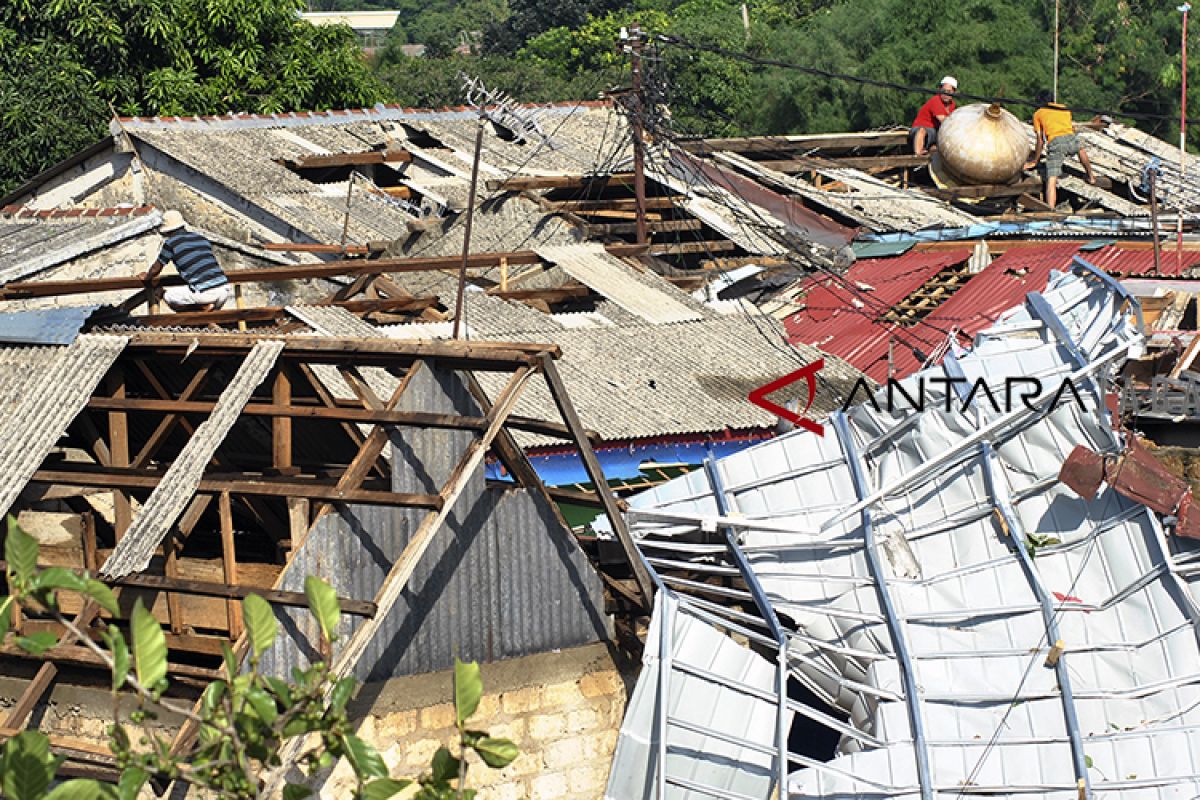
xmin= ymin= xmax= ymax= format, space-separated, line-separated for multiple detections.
xmin=656 ymin=33 xmax=1200 ymax=128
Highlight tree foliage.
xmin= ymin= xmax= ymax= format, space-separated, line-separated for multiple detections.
xmin=0 ymin=0 xmax=385 ymax=196
xmin=0 ymin=518 xmax=518 ymax=799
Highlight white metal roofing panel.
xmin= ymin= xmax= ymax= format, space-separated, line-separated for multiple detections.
xmin=535 ymin=244 xmax=702 ymax=325
xmin=611 ymin=263 xmax=1200 ymax=797
xmin=101 ymin=340 xmax=284 ymax=578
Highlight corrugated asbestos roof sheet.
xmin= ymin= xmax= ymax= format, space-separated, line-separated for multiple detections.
xmin=0 ymin=334 xmax=128 ymax=518
xmin=101 ymin=340 xmax=284 ymax=578
xmin=535 ymin=244 xmax=703 ymax=324
xmin=286 ymin=305 xmax=386 ymax=338
xmin=0 ymin=212 xmax=162 ymax=284
xmin=461 ymin=314 xmax=863 ymax=443
xmin=612 ymin=265 xmax=1200 ymax=798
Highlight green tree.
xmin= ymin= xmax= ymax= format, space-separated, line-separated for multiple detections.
xmin=0 ymin=0 xmax=386 ymax=196
xmin=0 ymin=518 xmax=518 ymax=798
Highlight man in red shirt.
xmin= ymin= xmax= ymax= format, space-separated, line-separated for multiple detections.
xmin=909 ymin=76 xmax=958 ymax=155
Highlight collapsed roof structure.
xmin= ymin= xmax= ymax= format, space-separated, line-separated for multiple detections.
xmin=608 ymin=258 xmax=1200 ymax=798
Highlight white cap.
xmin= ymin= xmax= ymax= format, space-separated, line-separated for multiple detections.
xmin=160 ymin=209 xmax=185 ymax=232
xmin=940 ymin=76 xmax=958 ymax=89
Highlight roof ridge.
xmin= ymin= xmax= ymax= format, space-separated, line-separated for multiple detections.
xmin=0 ymin=204 xmax=159 ymax=220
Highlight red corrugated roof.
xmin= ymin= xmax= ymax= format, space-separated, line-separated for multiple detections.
xmin=786 ymin=241 xmax=1200 ymax=382
xmin=784 ymin=248 xmax=970 ymax=381
xmin=1080 ymin=245 xmax=1200 ymax=278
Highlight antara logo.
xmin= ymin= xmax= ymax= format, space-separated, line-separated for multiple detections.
xmin=747 ymin=358 xmax=825 ymax=436
xmin=749 ymin=361 xmax=1087 ymax=437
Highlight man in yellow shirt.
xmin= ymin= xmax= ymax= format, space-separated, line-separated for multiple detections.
xmin=1024 ymin=90 xmax=1097 ymax=208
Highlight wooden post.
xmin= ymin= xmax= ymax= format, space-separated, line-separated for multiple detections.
xmin=286 ymin=498 xmax=310 ymax=553
xmin=219 ymin=491 xmax=242 ymax=638
xmin=453 ymin=117 xmax=486 ymax=340
xmin=499 ymin=256 xmax=509 ymax=293
xmin=272 ymin=367 xmax=293 ymax=474
xmin=629 ymin=23 xmax=649 ymax=245
xmin=81 ymin=513 xmax=98 ymax=574
xmin=1149 ymin=167 xmax=1162 ymax=275
xmin=107 ymin=369 xmax=132 ymax=540
xmin=234 ymin=285 xmax=247 ymax=332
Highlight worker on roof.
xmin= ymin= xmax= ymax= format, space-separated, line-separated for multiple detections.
xmin=909 ymin=76 xmax=958 ymax=156
xmin=1024 ymin=90 xmax=1097 ymax=208
xmin=143 ymin=210 xmax=232 ymax=312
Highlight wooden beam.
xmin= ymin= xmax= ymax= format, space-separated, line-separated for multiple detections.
xmin=585 ymin=219 xmax=703 ymax=235
xmin=679 ymin=130 xmax=909 ymax=154
xmin=31 ymin=467 xmax=443 ymax=509
xmin=0 ymin=639 xmax=221 ymax=681
xmin=760 ymin=154 xmax=930 ymax=171
xmin=272 ymin=368 xmax=292 ymax=473
xmin=3 ymin=604 xmax=100 ymax=730
xmin=540 ymin=196 xmax=681 ymax=211
xmin=487 ymin=285 xmax=593 ymax=303
xmin=133 ymin=297 xmax=438 ymax=328
xmin=106 ymin=370 xmax=131 ymax=541
xmin=263 ymin=243 xmax=372 ymax=255
xmin=283 ymin=150 xmax=411 ymax=169
xmin=131 ymin=363 xmax=211 ymax=469
xmin=218 ymin=492 xmax=242 ymax=638
xmin=313 ymin=361 xmax=423 ymax=521
xmin=487 ymin=173 xmax=637 ymax=191
xmin=539 ymin=354 xmax=654 ymax=609
xmin=924 ymin=177 xmax=1113 ymax=200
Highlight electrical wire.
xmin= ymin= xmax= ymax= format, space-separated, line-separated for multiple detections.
xmin=656 ymin=33 xmax=1200 ymax=128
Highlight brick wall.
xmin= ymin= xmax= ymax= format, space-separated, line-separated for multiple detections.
xmin=321 ymin=642 xmax=636 ymax=800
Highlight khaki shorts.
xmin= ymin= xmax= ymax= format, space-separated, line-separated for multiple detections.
xmin=1045 ymin=134 xmax=1080 ymax=178
xmin=164 ymin=283 xmax=232 ymax=310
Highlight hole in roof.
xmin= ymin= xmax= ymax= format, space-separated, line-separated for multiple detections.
xmin=399 ymin=124 xmax=450 ymax=150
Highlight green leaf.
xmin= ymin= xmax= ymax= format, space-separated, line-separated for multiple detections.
xmin=454 ymin=658 xmax=482 ymax=725
xmin=361 ymin=778 xmax=412 ymax=800
xmin=5 ymin=517 xmax=38 ymax=589
xmin=430 ymin=746 xmax=460 ymax=784
xmin=200 ymin=680 xmax=226 ymax=717
xmin=304 ymin=575 xmax=340 ymax=644
xmin=117 ymin=766 xmax=149 ymax=800
xmin=0 ymin=596 xmax=12 ymax=641
xmin=328 ymin=675 xmax=356 ymax=715
xmin=244 ymin=687 xmax=278 ymax=725
xmin=84 ymin=580 xmax=120 ymax=617
xmin=16 ymin=631 xmax=57 ymax=655
xmin=131 ymin=599 xmax=167 ymax=693
xmin=2 ymin=730 xmax=58 ymax=800
xmin=341 ymin=734 xmax=388 ymax=780
xmin=265 ymin=676 xmax=292 ymax=707
xmin=43 ymin=779 xmax=119 ymax=799
xmin=472 ymin=736 xmax=519 ymax=769
xmin=283 ymin=785 xmax=313 ymax=800
xmin=1085 ymin=754 xmax=1095 ymax=769
xmin=221 ymin=641 xmax=239 ymax=679
xmin=242 ymin=593 xmax=277 ymax=658
xmin=30 ymin=566 xmax=87 ymax=594
xmin=100 ymin=625 xmax=129 ymax=691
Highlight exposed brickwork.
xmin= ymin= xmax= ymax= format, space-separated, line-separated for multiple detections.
xmin=321 ymin=643 xmax=634 ymax=800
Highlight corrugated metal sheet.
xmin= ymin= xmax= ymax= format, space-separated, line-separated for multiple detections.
xmin=0 ymin=334 xmax=128 ymax=518
xmin=259 ymin=363 xmax=611 ymax=680
xmin=101 ymin=340 xmax=284 ymax=578
xmin=536 ymin=244 xmax=703 ymax=325
xmin=613 ymin=266 xmax=1200 ymax=799
xmin=0 ymin=305 xmax=100 ymax=345
xmin=1079 ymin=243 xmax=1200 ymax=278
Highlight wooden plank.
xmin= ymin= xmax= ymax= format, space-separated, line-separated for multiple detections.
xmin=925 ymin=177 xmax=1112 ymax=200
xmin=679 ymin=130 xmax=909 ymax=154
xmin=486 ymin=285 xmax=592 ymax=303
xmin=133 ymin=297 xmax=437 ymax=328
xmin=585 ymin=219 xmax=702 ymax=235
xmin=218 ymin=492 xmax=242 ymax=638
xmin=0 ymin=639 xmax=221 ymax=681
xmin=488 ymin=173 xmax=636 ymax=191
xmin=313 ymin=361 xmax=424 ymax=521
xmin=106 ymin=370 xmax=131 ymax=540
xmin=272 ymin=368 xmax=292 ymax=473
xmin=3 ymin=604 xmax=99 ymax=730
xmin=263 ymin=242 xmax=372 ymax=254
xmin=760 ymin=154 xmax=929 ymax=171
xmin=31 ymin=468 xmax=443 ymax=509
xmin=541 ymin=196 xmax=681 ymax=211
xmin=539 ymin=354 xmax=654 ymax=609
xmin=131 ymin=363 xmax=211 ymax=469
xmin=283 ymin=150 xmax=411 ymax=169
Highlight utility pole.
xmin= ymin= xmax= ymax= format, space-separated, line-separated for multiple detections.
xmin=627 ymin=23 xmax=649 ymax=246
xmin=1179 ymin=2 xmax=1191 ymax=273
xmin=1053 ymin=0 xmax=1060 ymax=102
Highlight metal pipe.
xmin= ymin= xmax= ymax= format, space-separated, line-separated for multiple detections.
xmin=830 ymin=412 xmax=934 ymax=800
xmin=980 ymin=443 xmax=1091 ymax=796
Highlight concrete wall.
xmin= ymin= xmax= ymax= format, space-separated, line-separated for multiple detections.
xmin=321 ymin=642 xmax=635 ymax=800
